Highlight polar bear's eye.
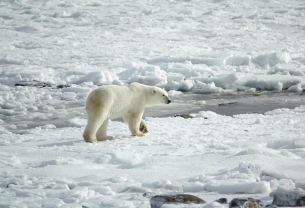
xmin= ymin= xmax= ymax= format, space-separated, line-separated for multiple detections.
xmin=162 ymin=94 xmax=165 ymax=96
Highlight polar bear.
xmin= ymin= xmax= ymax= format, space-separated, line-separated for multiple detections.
xmin=83 ymin=82 xmax=171 ymax=143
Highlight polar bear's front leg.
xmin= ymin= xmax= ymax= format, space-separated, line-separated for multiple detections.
xmin=139 ymin=120 xmax=148 ymax=134
xmin=96 ymin=119 xmax=113 ymax=141
xmin=124 ymin=113 xmax=145 ymax=137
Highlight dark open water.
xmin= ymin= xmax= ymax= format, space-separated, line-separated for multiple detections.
xmin=144 ymin=91 xmax=305 ymax=117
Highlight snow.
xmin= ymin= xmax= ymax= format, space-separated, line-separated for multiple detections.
xmin=64 ymin=118 xmax=87 ymax=128
xmin=168 ymin=90 xmax=183 ymax=98
xmin=251 ymin=51 xmax=290 ymax=68
xmin=1 ymin=0 xmax=305 ymax=207
xmin=288 ymin=83 xmax=303 ymax=93
xmin=73 ymin=71 xmax=118 ymax=85
xmin=2 ymin=0 xmax=305 ymax=93
xmin=193 ymin=81 xmax=223 ymax=94
xmin=206 ymin=181 xmax=270 ymax=194
xmin=1 ymin=105 xmax=305 ymax=206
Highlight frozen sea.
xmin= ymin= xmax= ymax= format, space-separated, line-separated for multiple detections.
xmin=0 ymin=0 xmax=305 ymax=207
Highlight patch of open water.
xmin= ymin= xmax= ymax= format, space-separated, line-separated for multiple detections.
xmin=4 ymin=91 xmax=305 ymax=133
xmin=144 ymin=91 xmax=305 ymax=117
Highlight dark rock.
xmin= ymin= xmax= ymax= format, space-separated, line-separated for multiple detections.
xmin=216 ymin=198 xmax=228 ymax=204
xmin=218 ymin=102 xmax=238 ymax=106
xmin=272 ymin=186 xmax=305 ymax=207
xmin=6 ymin=182 xmax=18 ymax=188
xmin=150 ymin=194 xmax=205 ymax=208
xmin=229 ymin=198 xmax=261 ymax=208
xmin=297 ymin=197 xmax=305 ymax=207
xmin=265 ymin=204 xmax=277 ymax=208
xmin=143 ymin=192 xmax=154 ymax=198
xmin=57 ymin=84 xmax=71 ymax=89
xmin=68 ymin=183 xmax=76 ymax=190
xmin=229 ymin=198 xmax=248 ymax=208
xmin=15 ymin=80 xmax=52 ymax=88
xmin=174 ymin=114 xmax=194 ymax=119
xmin=242 ymin=198 xmax=262 ymax=208
xmin=253 ymin=93 xmax=262 ymax=96
xmin=82 ymin=206 xmax=89 ymax=208
xmin=15 ymin=81 xmax=72 ymax=89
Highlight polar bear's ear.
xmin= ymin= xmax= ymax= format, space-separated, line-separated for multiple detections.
xmin=151 ymin=89 xmax=156 ymax=95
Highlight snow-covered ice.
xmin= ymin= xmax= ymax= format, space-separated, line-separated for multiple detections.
xmin=1 ymin=0 xmax=305 ymax=93
xmin=1 ymin=0 xmax=305 ymax=207
xmin=1 ymin=106 xmax=305 ymax=207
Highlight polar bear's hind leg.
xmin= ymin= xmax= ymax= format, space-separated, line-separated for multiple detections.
xmin=96 ymin=119 xmax=113 ymax=141
xmin=83 ymin=98 xmax=110 ymax=143
xmin=83 ymin=110 xmax=107 ymax=143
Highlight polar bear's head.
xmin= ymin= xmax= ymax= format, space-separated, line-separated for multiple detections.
xmin=147 ymin=87 xmax=171 ymax=105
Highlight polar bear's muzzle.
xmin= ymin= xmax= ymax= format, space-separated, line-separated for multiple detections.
xmin=167 ymin=98 xmax=171 ymax=104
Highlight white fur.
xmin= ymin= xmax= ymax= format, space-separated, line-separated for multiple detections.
xmin=83 ymin=82 xmax=171 ymax=143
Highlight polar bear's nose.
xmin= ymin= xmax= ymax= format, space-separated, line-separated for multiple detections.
xmin=167 ymin=99 xmax=171 ymax=104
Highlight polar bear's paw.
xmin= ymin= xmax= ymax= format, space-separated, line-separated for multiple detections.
xmin=132 ymin=132 xmax=145 ymax=137
xmin=97 ymin=136 xmax=114 ymax=141
xmin=139 ymin=120 xmax=148 ymax=134
xmin=85 ymin=139 xmax=96 ymax=143
xmin=83 ymin=133 xmax=96 ymax=143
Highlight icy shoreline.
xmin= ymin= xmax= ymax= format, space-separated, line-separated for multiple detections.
xmin=144 ymin=91 xmax=305 ymax=117
xmin=1 ymin=89 xmax=304 ymax=133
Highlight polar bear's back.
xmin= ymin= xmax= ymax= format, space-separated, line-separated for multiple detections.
xmin=86 ymin=84 xmax=148 ymax=119
xmin=88 ymin=84 xmax=145 ymax=102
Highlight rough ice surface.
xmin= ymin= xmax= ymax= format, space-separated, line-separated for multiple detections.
xmin=1 ymin=0 xmax=305 ymax=207
xmin=1 ymin=0 xmax=305 ymax=93
xmin=0 ymin=106 xmax=305 ymax=207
